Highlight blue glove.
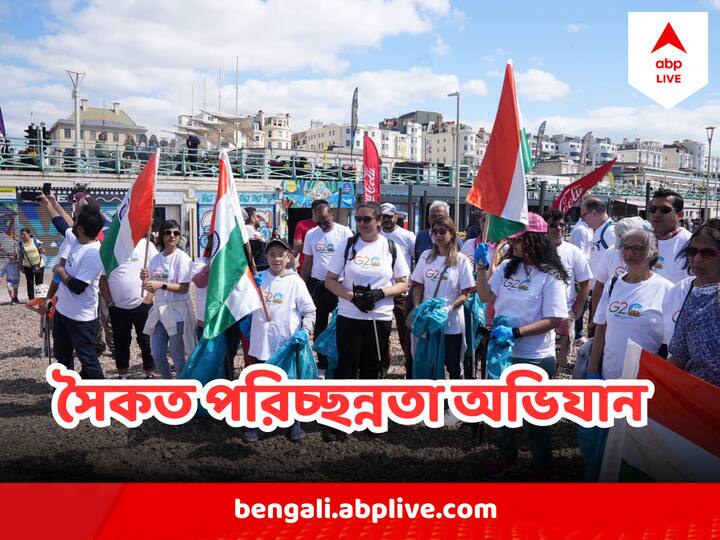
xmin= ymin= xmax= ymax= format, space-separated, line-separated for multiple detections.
xmin=474 ymin=242 xmax=490 ymax=267
xmin=238 ymin=315 xmax=252 ymax=337
xmin=294 ymin=328 xmax=309 ymax=345
xmin=253 ymin=273 xmax=263 ymax=287
xmin=586 ymin=373 xmax=603 ymax=380
xmin=490 ymin=325 xmax=514 ymax=343
xmin=52 ymin=274 xmax=62 ymax=284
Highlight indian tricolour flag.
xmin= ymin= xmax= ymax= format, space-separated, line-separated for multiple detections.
xmin=99 ymin=149 xmax=157 ymax=275
xmin=600 ymin=341 xmax=720 ymax=481
xmin=466 ymin=61 xmax=529 ymax=242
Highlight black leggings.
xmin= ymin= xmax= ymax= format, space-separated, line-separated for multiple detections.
xmin=335 ymin=315 xmax=391 ymax=379
xmin=22 ymin=266 xmax=44 ymax=300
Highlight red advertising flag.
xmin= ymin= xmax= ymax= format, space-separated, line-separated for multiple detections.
xmin=549 ymin=158 xmax=617 ymax=214
xmin=362 ymin=134 xmax=381 ymax=202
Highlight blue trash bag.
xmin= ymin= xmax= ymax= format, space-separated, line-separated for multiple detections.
xmin=464 ymin=292 xmax=486 ymax=351
xmin=578 ymin=425 xmax=610 ymax=481
xmin=486 ymin=315 xmax=515 ymax=379
xmin=411 ymin=297 xmax=450 ymax=380
xmin=314 ymin=308 xmax=339 ymax=378
xmin=266 ymin=328 xmax=319 ymax=380
xmin=238 ymin=314 xmax=252 ymax=338
xmin=180 ymin=334 xmax=227 ymax=383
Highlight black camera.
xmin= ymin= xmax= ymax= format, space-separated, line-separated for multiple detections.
xmin=42 ymin=182 xmax=52 ymax=195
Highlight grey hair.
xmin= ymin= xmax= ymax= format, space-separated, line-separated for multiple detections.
xmin=429 ymin=200 xmax=450 ymax=214
xmin=623 ymin=229 xmax=659 ymax=267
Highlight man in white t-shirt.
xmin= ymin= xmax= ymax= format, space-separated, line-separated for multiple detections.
xmin=582 ymin=197 xmax=615 ymax=330
xmin=569 ymin=216 xmax=593 ymax=259
xmin=301 ymin=203 xmax=353 ymax=372
xmin=648 ymin=189 xmax=692 ymax=284
xmin=379 ymin=202 xmax=416 ymax=375
xmin=544 ymin=210 xmax=592 ymax=367
xmin=51 ymin=203 xmax=106 ymax=379
xmin=100 ymin=239 xmax=158 ymax=379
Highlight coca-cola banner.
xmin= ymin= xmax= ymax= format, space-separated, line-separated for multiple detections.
xmin=362 ymin=135 xmax=381 ymax=203
xmin=549 ymin=158 xmax=617 ymax=214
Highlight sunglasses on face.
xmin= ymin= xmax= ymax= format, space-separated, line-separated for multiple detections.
xmin=686 ymin=247 xmax=720 ymax=259
xmin=548 ymin=222 xmax=565 ymax=229
xmin=622 ymin=244 xmax=647 ymax=255
xmin=163 ymin=230 xmax=181 ymax=237
xmin=649 ymin=206 xmax=674 ymax=214
xmin=432 ymin=227 xmax=449 ymax=235
xmin=354 ymin=216 xmax=375 ymax=224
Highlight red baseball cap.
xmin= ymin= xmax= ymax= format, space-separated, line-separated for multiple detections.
xmin=508 ymin=212 xmax=547 ymax=239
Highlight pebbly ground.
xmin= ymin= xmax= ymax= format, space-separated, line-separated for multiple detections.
xmin=0 ymin=292 xmax=584 ymax=482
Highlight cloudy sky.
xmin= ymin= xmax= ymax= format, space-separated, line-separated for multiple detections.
xmin=1 ymin=0 xmax=719 ymax=148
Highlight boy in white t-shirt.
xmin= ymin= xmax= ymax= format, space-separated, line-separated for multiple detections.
xmin=51 ymin=203 xmax=106 ymax=379
xmin=244 ymin=238 xmax=316 ymax=443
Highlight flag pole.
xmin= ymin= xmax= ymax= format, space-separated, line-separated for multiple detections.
xmin=141 ymin=150 xmax=160 ymax=297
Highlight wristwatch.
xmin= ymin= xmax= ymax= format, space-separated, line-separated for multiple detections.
xmin=512 ymin=327 xmax=522 ymax=340
xmin=476 ymin=262 xmax=489 ymax=271
xmin=161 ymin=283 xmax=168 ymax=290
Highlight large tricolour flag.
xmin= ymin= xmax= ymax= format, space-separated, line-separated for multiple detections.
xmin=202 ymin=151 xmax=261 ymax=339
xmin=466 ymin=62 xmax=529 ymax=242
xmin=99 ymin=150 xmax=157 ymax=276
xmin=600 ymin=341 xmax=720 ymax=481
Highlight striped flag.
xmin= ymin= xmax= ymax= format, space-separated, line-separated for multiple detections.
xmin=99 ymin=150 xmax=157 ymax=276
xmin=466 ymin=62 xmax=529 ymax=242
xmin=600 ymin=341 xmax=720 ymax=481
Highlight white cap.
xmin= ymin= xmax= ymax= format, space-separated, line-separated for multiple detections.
xmin=380 ymin=203 xmax=397 ymax=215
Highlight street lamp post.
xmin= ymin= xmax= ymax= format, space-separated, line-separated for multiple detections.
xmin=66 ymin=70 xmax=86 ymax=158
xmin=448 ymin=92 xmax=461 ymax=225
xmin=706 ymin=126 xmax=715 ymax=220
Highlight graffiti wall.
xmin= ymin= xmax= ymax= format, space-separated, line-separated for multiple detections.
xmin=283 ymin=180 xmax=354 ymax=208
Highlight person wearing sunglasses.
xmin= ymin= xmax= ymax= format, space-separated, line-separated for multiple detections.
xmin=410 ymin=216 xmax=474 ymax=380
xmin=476 ymin=212 xmax=569 ymax=479
xmin=666 ymin=221 xmax=720 ymax=387
xmin=543 ymin=210 xmax=592 ymax=370
xmin=648 ymin=189 xmax=692 ymax=284
xmin=141 ymin=220 xmax=196 ymax=379
xmin=300 ymin=202 xmax=353 ymax=376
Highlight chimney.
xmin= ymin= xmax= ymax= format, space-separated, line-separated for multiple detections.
xmin=80 ymin=98 xmax=88 ymax=111
xmin=113 ymin=102 xmax=120 ymax=115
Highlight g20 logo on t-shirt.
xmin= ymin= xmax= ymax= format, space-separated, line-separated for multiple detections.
xmin=151 ymin=266 xmax=169 ymax=280
xmin=425 ymin=269 xmax=448 ymax=281
xmin=353 ymin=256 xmax=381 ymax=268
xmin=609 ymin=301 xmax=643 ymax=318
xmin=315 ymin=242 xmax=335 ymax=254
xmin=263 ymin=290 xmax=284 ymax=305
xmin=503 ymin=278 xmax=530 ymax=291
xmin=654 ymin=256 xmax=665 ymax=270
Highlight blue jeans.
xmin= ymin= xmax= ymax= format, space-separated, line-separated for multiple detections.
xmin=494 ymin=356 xmax=556 ymax=469
xmin=151 ymin=321 xmax=186 ymax=378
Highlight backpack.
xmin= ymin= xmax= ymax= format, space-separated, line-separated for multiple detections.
xmin=595 ymin=220 xmax=613 ymax=251
xmin=342 ymin=233 xmax=397 ymax=271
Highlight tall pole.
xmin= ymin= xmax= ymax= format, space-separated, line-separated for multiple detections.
xmin=235 ymin=56 xmax=239 ymax=149
xmin=218 ymin=66 xmax=222 ymax=112
xmin=706 ymin=126 xmax=715 ymax=220
xmin=448 ymin=91 xmax=460 ymax=225
xmin=66 ymin=70 xmax=86 ymax=158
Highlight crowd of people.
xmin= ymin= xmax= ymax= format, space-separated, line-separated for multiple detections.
xmin=2 ymin=188 xmax=719 ymax=479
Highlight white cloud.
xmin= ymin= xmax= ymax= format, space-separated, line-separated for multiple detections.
xmin=516 ymin=69 xmax=571 ymax=102
xmin=431 ymin=34 xmax=450 ymax=56
xmin=565 ymin=23 xmax=588 ymax=32
xmin=706 ymin=0 xmax=720 ymax=9
xmin=482 ymin=48 xmax=507 ymax=62
xmin=461 ymin=79 xmax=488 ymax=96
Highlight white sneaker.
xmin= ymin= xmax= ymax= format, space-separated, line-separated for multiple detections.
xmin=444 ymin=409 xmax=461 ymax=428
xmin=317 ymin=369 xmax=326 ymax=380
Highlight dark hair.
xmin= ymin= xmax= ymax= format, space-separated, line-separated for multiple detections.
xmin=356 ymin=201 xmax=382 ymax=219
xmin=504 ymin=232 xmax=569 ymax=284
xmin=678 ymin=220 xmax=720 ymax=270
xmin=582 ymin=197 xmax=606 ymax=213
xmin=652 ymin=188 xmax=684 ymax=212
xmin=311 ymin=199 xmax=329 ymax=211
xmin=543 ymin=210 xmax=565 ymax=223
xmin=427 ymin=216 xmax=459 ymax=267
xmin=76 ymin=204 xmax=104 ymax=238
xmin=245 ymin=207 xmax=256 ymax=225
xmin=20 ymin=227 xmax=33 ymax=237
xmin=157 ymin=219 xmax=181 ymax=251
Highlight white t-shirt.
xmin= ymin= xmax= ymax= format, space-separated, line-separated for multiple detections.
xmin=593 ymin=272 xmax=673 ymax=380
xmin=594 ymin=246 xmax=627 ymax=285
xmin=56 ymin=240 xmax=103 ymax=322
xmin=460 ymin=237 xmax=500 ymax=267
xmin=103 ymin=239 xmax=158 ymax=310
xmin=410 ymin=250 xmax=475 ymax=334
xmin=58 ymin=230 xmax=74 ymax=260
xmin=249 ymin=270 xmax=316 ymax=361
xmin=556 ymin=241 xmax=593 ymax=311
xmin=327 ymin=235 xmax=410 ymax=321
xmin=147 ymin=249 xmax=193 ymax=322
xmin=589 ymin=219 xmax=616 ymax=282
xmin=655 ymin=228 xmax=692 ymax=284
xmin=381 ymin=226 xmax=416 ymax=270
xmin=489 ymin=260 xmax=568 ymax=359
xmin=569 ymin=219 xmax=593 ymax=259
xmin=661 ymin=276 xmax=695 ymax=346
xmin=245 ymin=224 xmax=264 ymax=241
xmin=302 ymin=224 xmax=354 ymax=280
xmin=192 ymin=258 xmax=209 ymax=322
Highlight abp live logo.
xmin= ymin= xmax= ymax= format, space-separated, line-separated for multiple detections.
xmin=628 ymin=12 xmax=708 ymax=109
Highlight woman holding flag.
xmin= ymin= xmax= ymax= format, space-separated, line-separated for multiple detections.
xmin=476 ymin=212 xmax=569 ymax=479
xmin=141 ymin=219 xmax=196 ymax=378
